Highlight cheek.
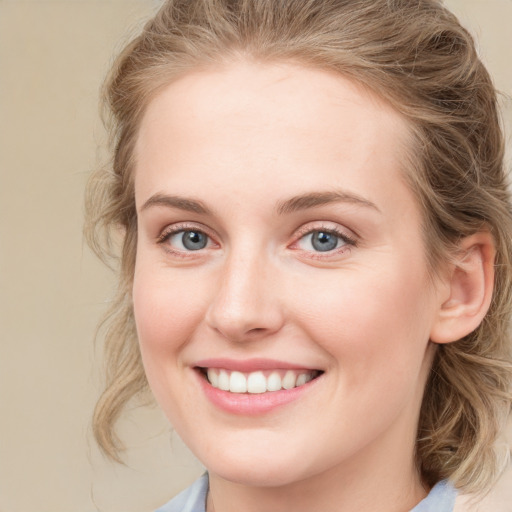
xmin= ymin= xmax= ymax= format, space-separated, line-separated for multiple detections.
xmin=292 ymin=263 xmax=435 ymax=375
xmin=132 ymin=265 xmax=211 ymax=422
xmin=296 ymin=269 xmax=434 ymax=445
xmin=132 ymin=265 xmax=208 ymax=358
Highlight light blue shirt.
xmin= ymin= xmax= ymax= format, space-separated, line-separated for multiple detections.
xmin=155 ymin=473 xmax=457 ymax=512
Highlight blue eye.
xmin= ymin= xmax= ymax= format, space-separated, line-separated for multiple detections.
xmin=169 ymin=230 xmax=209 ymax=251
xmin=298 ymin=230 xmax=348 ymax=252
xmin=310 ymin=231 xmax=339 ymax=252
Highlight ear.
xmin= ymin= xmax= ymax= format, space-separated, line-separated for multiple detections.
xmin=430 ymin=231 xmax=495 ymax=344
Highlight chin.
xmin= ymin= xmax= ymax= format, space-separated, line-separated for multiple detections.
xmin=212 ymin=462 xmax=306 ymax=488
xmin=200 ymin=445 xmax=315 ymax=488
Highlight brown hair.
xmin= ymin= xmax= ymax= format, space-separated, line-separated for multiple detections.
xmin=85 ymin=0 xmax=512 ymax=493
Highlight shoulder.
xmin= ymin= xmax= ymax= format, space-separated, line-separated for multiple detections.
xmin=410 ymin=480 xmax=457 ymax=512
xmin=154 ymin=473 xmax=209 ymax=512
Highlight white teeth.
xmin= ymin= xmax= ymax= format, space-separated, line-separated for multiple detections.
xmin=229 ymin=371 xmax=247 ymax=393
xmin=282 ymin=370 xmax=296 ymax=390
xmin=205 ymin=368 xmax=318 ymax=394
xmin=296 ymin=373 xmax=308 ymax=386
xmin=266 ymin=371 xmax=282 ymax=392
xmin=218 ymin=369 xmax=230 ymax=391
xmin=207 ymin=368 xmax=219 ymax=387
xmin=247 ymin=371 xmax=267 ymax=394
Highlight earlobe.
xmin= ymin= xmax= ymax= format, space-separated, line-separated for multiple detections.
xmin=430 ymin=232 xmax=495 ymax=344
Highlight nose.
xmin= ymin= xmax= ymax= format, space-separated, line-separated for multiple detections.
xmin=205 ymin=248 xmax=285 ymax=343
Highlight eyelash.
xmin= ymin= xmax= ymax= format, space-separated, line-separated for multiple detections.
xmin=157 ymin=223 xmax=217 ymax=257
xmin=156 ymin=223 xmax=357 ymax=258
xmin=291 ymin=224 xmax=357 ymax=258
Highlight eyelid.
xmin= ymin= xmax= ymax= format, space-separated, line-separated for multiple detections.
xmin=157 ymin=222 xmax=212 ymax=241
xmin=155 ymin=221 xmax=356 ymax=258
xmin=289 ymin=222 xmax=358 ymax=255
xmin=156 ymin=222 xmax=220 ymax=255
xmin=293 ymin=222 xmax=357 ymax=243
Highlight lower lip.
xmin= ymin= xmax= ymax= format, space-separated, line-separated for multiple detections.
xmin=195 ymin=370 xmax=321 ymax=415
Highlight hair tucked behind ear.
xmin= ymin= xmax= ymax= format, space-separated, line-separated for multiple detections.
xmin=85 ymin=0 xmax=512 ymax=490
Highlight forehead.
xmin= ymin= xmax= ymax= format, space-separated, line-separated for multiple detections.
xmin=134 ymin=60 xmax=415 ymax=221
xmin=136 ymin=60 xmax=411 ymax=153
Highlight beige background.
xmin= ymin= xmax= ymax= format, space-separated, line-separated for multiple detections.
xmin=1 ymin=1 xmax=511 ymax=511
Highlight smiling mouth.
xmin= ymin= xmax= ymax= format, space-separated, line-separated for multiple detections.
xmin=197 ymin=368 xmax=323 ymax=394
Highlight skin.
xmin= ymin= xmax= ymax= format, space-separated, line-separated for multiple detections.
xmin=132 ymin=60 xmax=464 ymax=512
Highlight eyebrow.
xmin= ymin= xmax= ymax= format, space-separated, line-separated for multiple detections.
xmin=140 ymin=193 xmax=212 ymax=215
xmin=275 ymin=190 xmax=380 ymax=215
xmin=140 ymin=189 xmax=380 ymax=216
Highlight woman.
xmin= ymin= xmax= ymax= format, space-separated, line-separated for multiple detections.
xmin=85 ymin=1 xmax=512 ymax=511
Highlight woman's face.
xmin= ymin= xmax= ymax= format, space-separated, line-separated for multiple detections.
xmin=133 ymin=61 xmax=446 ymax=487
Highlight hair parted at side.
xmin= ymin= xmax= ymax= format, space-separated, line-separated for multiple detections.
xmin=85 ymin=0 xmax=512 ymax=493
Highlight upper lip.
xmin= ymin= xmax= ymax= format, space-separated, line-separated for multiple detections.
xmin=193 ymin=358 xmax=321 ymax=372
